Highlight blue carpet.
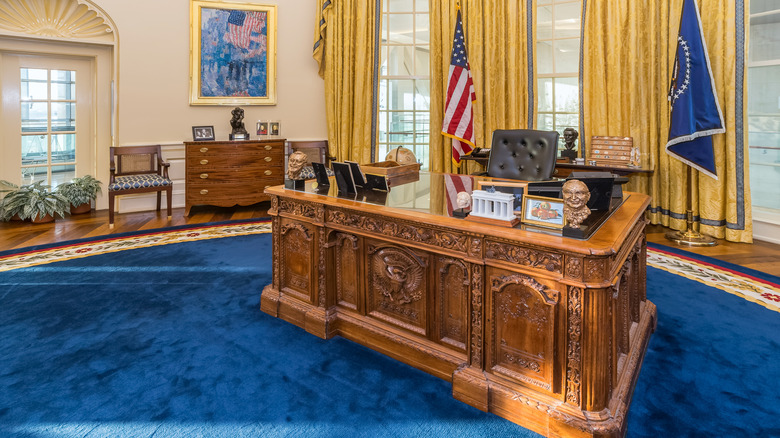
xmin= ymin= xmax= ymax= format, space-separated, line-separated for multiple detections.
xmin=0 ymin=233 xmax=778 ymax=437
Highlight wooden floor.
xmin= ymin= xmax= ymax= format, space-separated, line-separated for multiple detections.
xmin=1 ymin=203 xmax=779 ymax=277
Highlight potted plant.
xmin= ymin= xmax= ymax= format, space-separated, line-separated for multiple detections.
xmin=57 ymin=175 xmax=103 ymax=214
xmin=0 ymin=181 xmax=70 ymax=223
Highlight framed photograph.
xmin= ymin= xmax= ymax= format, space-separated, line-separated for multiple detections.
xmin=331 ymin=162 xmax=356 ymax=195
xmin=521 ymin=194 xmax=565 ymax=229
xmin=270 ymin=121 xmax=281 ymax=136
xmin=192 ymin=125 xmax=215 ymax=141
xmin=346 ymin=161 xmax=366 ymax=188
xmin=190 ymin=1 xmax=277 ymax=106
xmin=477 ymin=180 xmax=527 ymax=214
xmin=256 ymin=121 xmax=269 ymax=135
xmin=311 ymin=162 xmax=331 ymax=188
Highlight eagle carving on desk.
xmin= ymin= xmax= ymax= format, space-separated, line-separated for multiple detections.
xmin=373 ymin=249 xmax=424 ymax=305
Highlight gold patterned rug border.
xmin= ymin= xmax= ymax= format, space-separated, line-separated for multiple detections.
xmin=647 ymin=247 xmax=780 ymax=314
xmin=0 ymin=221 xmax=272 ymax=272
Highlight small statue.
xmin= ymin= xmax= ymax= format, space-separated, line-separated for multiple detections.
xmin=287 ymin=151 xmax=309 ymax=180
xmin=230 ymin=107 xmax=248 ymax=139
xmin=562 ymin=179 xmax=591 ymax=228
xmin=456 ymin=192 xmax=471 ymax=209
xmin=560 ymin=127 xmax=579 ymax=162
xmin=453 ymin=191 xmax=471 ymax=218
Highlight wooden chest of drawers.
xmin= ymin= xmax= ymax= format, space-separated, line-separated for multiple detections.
xmin=184 ymin=139 xmax=285 ymax=215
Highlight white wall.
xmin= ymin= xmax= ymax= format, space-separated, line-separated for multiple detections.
xmin=88 ymin=0 xmax=327 ymax=212
xmin=96 ymin=0 xmax=327 ymax=144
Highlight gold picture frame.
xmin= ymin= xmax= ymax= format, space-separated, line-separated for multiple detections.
xmin=190 ymin=1 xmax=277 ymax=105
xmin=520 ymin=194 xmax=565 ymax=229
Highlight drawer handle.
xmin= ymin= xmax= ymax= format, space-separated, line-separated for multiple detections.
xmin=200 ymin=189 xmax=208 ymax=195
xmin=264 ymin=145 xmax=272 ymax=151
xmin=200 ymin=173 xmax=209 ymax=179
xmin=200 ymin=147 xmax=208 ymax=153
xmin=200 ymin=159 xmax=209 ymax=165
xmin=264 ymin=156 xmax=272 ymax=162
xmin=264 ymin=170 xmax=272 ymax=176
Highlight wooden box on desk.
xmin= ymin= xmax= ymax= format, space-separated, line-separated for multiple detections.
xmin=589 ymin=136 xmax=634 ymax=167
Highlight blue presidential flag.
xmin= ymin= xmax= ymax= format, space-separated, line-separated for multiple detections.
xmin=665 ymin=0 xmax=725 ymax=180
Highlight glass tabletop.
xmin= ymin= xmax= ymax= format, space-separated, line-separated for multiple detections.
xmin=298 ymin=171 xmax=495 ymax=218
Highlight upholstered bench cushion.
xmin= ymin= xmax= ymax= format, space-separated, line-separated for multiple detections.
xmin=108 ymin=174 xmax=173 ymax=191
xmin=298 ymin=166 xmax=334 ymax=180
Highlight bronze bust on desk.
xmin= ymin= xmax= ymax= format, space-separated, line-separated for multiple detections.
xmin=560 ymin=127 xmax=579 ymax=162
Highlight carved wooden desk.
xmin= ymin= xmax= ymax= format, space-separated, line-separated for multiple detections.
xmin=261 ymin=172 xmax=656 ymax=438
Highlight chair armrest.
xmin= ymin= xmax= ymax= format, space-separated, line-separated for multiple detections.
xmin=161 ymin=161 xmax=171 ymax=179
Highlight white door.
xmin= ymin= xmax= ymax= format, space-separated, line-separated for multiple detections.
xmin=0 ymin=54 xmax=93 ymax=188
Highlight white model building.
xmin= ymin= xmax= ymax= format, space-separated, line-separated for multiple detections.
xmin=469 ymin=190 xmax=517 ymax=222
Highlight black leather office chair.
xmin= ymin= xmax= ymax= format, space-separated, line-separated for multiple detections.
xmin=484 ymin=129 xmax=559 ymax=181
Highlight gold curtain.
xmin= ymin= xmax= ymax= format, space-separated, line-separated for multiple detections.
xmin=314 ymin=0 xmax=376 ymax=164
xmin=430 ymin=1 xmax=530 ymax=174
xmin=582 ymin=0 xmax=751 ymax=242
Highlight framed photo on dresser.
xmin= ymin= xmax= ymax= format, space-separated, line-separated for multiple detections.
xmin=192 ymin=125 xmax=215 ymax=141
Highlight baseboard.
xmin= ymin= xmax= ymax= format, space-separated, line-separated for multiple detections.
xmin=753 ymin=208 xmax=780 ymax=245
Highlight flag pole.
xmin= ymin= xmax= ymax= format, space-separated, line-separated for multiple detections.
xmin=665 ymin=165 xmax=717 ymax=246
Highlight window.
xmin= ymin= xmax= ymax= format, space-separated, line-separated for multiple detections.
xmin=377 ymin=0 xmax=430 ymax=168
xmin=535 ymin=0 xmax=581 ymax=152
xmin=748 ymin=1 xmax=780 ymax=215
xmin=20 ymin=68 xmax=77 ymax=187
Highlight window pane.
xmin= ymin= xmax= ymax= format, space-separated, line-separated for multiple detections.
xmin=536 ymin=41 xmax=554 ymax=75
xmin=51 ymin=102 xmax=76 ymax=131
xmin=553 ymin=39 xmax=580 ymax=74
xmin=537 ymin=78 xmax=554 ymax=112
xmin=388 ymin=46 xmax=413 ymax=75
xmin=415 ymin=79 xmax=430 ymax=110
xmin=21 ymin=166 xmax=48 ymax=185
xmin=537 ymin=6 xmax=553 ymax=40
xmin=751 ymin=1 xmax=780 ymax=14
xmin=416 ymin=14 xmax=429 ymax=44
xmin=749 ymin=16 xmax=780 ymax=63
xmin=415 ymin=0 xmax=428 ymax=12
xmin=388 ymin=0 xmax=413 ymax=13
xmin=388 ymin=112 xmax=414 ymax=142
xmin=51 ymin=70 xmax=76 ymax=100
xmin=554 ymin=77 xmax=579 ymax=112
xmin=21 ymin=79 xmax=47 ymax=101
xmin=555 ymin=114 xmax=579 ymax=131
xmin=388 ymin=79 xmax=415 ymax=110
xmin=377 ymin=110 xmax=389 ymax=141
xmin=379 ymin=46 xmax=388 ymax=75
xmin=554 ymin=2 xmax=581 ymax=39
xmin=51 ymin=164 xmax=76 ymax=188
xmin=748 ymin=64 xmax=780 ymax=210
xmin=415 ymin=47 xmax=430 ymax=76
xmin=21 ymin=102 xmax=48 ymax=132
xmin=388 ymin=14 xmax=414 ymax=44
xmin=537 ymin=114 xmax=554 ymax=131
xmin=378 ymin=79 xmax=389 ymax=110
xmin=21 ymin=135 xmax=48 ymax=166
xmin=51 ymin=133 xmax=76 ymax=164
xmin=21 ymin=68 xmax=47 ymax=81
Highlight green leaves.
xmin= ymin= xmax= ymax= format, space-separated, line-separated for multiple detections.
xmin=0 ymin=181 xmax=71 ymax=221
xmin=56 ymin=175 xmax=103 ymax=206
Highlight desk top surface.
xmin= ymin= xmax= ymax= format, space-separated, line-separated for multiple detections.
xmin=267 ymin=171 xmax=650 ymax=255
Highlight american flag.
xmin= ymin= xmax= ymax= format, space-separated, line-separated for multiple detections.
xmin=441 ymin=9 xmax=476 ymax=166
xmin=227 ymin=10 xmax=264 ymax=49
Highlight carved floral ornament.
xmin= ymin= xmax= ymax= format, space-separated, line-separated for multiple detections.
xmin=0 ymin=0 xmax=116 ymax=41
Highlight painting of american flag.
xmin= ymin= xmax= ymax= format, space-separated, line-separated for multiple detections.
xmin=191 ymin=2 xmax=276 ymax=105
xmin=441 ymin=9 xmax=476 ymax=166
